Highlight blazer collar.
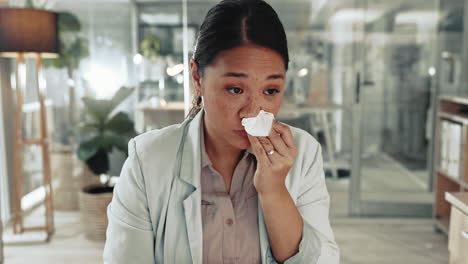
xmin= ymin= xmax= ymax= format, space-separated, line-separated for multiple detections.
xmin=178 ymin=109 xmax=204 ymax=264
xmin=179 ymin=109 xmax=203 ymax=188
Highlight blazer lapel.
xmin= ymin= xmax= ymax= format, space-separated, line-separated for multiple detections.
xmin=179 ymin=110 xmax=204 ymax=264
xmin=183 ymin=189 xmax=202 ymax=264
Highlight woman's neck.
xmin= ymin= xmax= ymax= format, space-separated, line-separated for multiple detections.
xmin=203 ymin=119 xmax=242 ymax=173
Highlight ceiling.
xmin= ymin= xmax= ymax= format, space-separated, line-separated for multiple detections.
xmin=9 ymin=0 xmax=445 ymax=30
xmin=132 ymin=0 xmax=442 ymax=29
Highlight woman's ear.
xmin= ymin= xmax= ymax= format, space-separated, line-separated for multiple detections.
xmin=190 ymin=59 xmax=202 ymax=95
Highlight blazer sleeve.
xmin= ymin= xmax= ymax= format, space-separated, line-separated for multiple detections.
xmin=268 ymin=143 xmax=340 ymax=264
xmin=103 ymin=139 xmax=155 ymax=264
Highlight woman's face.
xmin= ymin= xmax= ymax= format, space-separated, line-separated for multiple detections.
xmin=191 ymin=44 xmax=286 ymax=150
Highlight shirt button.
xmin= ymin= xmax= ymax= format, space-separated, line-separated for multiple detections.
xmin=225 ymin=218 xmax=234 ymax=226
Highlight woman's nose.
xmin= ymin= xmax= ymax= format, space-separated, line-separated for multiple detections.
xmin=240 ymin=95 xmax=262 ymax=118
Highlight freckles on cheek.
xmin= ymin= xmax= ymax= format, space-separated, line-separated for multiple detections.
xmin=215 ymin=103 xmax=235 ymax=119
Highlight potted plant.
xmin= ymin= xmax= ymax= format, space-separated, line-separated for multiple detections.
xmin=76 ymin=87 xmax=136 ymax=241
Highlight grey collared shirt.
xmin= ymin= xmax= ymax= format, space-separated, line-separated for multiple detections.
xmin=200 ymin=121 xmax=261 ymax=264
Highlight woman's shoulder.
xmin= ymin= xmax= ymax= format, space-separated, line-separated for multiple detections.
xmin=288 ymin=125 xmax=321 ymax=151
xmin=131 ymin=121 xmax=187 ymax=159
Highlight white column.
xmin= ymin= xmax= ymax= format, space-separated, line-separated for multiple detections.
xmin=0 ymin=59 xmax=14 ymax=263
xmin=1 ymin=2 xmax=10 ymax=263
xmin=0 ymin=60 xmax=7 ymax=264
xmin=0 ymin=59 xmax=10 ymax=264
xmin=182 ymin=0 xmax=191 ymax=117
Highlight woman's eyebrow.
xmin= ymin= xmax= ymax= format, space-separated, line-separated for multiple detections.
xmin=221 ymin=72 xmax=284 ymax=80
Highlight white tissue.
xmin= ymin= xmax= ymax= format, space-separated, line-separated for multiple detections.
xmin=241 ymin=110 xmax=275 ymax=137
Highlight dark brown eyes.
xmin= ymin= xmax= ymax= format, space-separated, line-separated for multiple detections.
xmin=227 ymin=87 xmax=280 ymax=95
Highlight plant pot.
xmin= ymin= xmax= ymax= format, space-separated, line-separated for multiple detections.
xmin=52 ymin=148 xmax=78 ymax=210
xmin=80 ymin=163 xmax=102 ymax=189
xmin=79 ymin=184 xmax=114 ymax=241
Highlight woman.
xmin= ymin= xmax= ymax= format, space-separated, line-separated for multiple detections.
xmin=103 ymin=0 xmax=339 ymax=263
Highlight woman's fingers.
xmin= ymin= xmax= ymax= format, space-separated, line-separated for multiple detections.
xmin=248 ymin=121 xmax=297 ymax=166
xmin=247 ymin=134 xmax=271 ymax=164
xmin=257 ymin=136 xmax=278 ymax=163
xmin=267 ymin=128 xmax=288 ymax=157
xmin=255 ymin=135 xmax=293 ymax=170
xmin=272 ymin=120 xmax=295 ymax=149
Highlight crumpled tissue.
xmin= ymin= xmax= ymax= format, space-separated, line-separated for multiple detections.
xmin=241 ymin=110 xmax=275 ymax=137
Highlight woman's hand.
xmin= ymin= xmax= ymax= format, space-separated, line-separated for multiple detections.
xmin=247 ymin=120 xmax=298 ymax=196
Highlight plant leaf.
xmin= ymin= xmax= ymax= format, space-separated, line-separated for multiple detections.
xmin=85 ymin=148 xmax=109 ymax=175
xmin=25 ymin=0 xmax=34 ymax=8
xmin=105 ymin=112 xmax=135 ymax=135
xmin=68 ymin=37 xmax=89 ymax=68
xmin=82 ymin=97 xmax=113 ymax=123
xmin=57 ymin=12 xmax=81 ymax=32
xmin=78 ymin=122 xmax=100 ymax=136
xmin=108 ymin=87 xmax=134 ymax=114
xmin=77 ymin=136 xmax=100 ymax=161
xmin=100 ymin=133 xmax=129 ymax=153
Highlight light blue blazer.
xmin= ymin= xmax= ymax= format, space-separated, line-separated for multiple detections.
xmin=103 ymin=110 xmax=339 ymax=264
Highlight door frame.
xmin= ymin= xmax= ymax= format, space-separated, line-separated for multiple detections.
xmin=348 ymin=0 xmax=434 ymax=217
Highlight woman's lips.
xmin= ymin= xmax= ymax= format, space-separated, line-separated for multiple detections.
xmin=234 ymin=130 xmax=248 ymax=138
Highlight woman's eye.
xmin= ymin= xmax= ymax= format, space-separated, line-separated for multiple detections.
xmin=227 ymin=87 xmax=243 ymax=94
xmin=264 ymin=88 xmax=280 ymax=95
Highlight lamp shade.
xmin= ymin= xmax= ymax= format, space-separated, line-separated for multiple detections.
xmin=0 ymin=8 xmax=58 ymax=58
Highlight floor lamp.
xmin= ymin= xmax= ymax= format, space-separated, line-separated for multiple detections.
xmin=0 ymin=8 xmax=58 ymax=241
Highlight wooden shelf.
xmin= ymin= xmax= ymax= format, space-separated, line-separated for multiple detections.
xmin=438 ymin=112 xmax=468 ymax=125
xmin=434 ymin=96 xmax=468 ymax=236
xmin=437 ymin=170 xmax=468 ymax=189
xmin=445 ymin=192 xmax=468 ymax=214
xmin=439 ymin=97 xmax=468 ymax=119
xmin=440 ymin=95 xmax=468 ymax=106
xmin=435 ymin=216 xmax=450 ymax=235
xmin=435 ymin=173 xmax=461 ymax=221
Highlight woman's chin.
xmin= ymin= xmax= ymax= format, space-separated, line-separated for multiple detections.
xmin=234 ymin=136 xmax=251 ymax=150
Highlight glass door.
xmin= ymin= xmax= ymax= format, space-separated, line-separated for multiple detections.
xmin=349 ymin=0 xmax=439 ymax=216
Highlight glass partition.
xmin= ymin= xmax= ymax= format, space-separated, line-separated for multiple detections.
xmin=350 ymin=0 xmax=441 ymax=216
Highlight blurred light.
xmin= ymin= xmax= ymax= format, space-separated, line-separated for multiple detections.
xmin=19 ymin=63 xmax=26 ymax=89
xmin=330 ymin=9 xmax=383 ymax=24
xmin=67 ymin=78 xmax=75 ymax=86
xmin=395 ymin=11 xmax=439 ymax=25
xmin=140 ymin=13 xmax=180 ymax=25
xmin=442 ymin=51 xmax=452 ymax=59
xmin=297 ymin=68 xmax=309 ymax=77
xmin=38 ymin=70 xmax=46 ymax=93
xmin=310 ymin=0 xmax=328 ymax=20
xmin=133 ymin=53 xmax=143 ymax=65
xmin=10 ymin=72 xmax=16 ymax=90
xmin=176 ymin=74 xmax=184 ymax=84
xmin=428 ymin=67 xmax=436 ymax=76
xmin=84 ymin=64 xmax=122 ymax=99
xmin=167 ymin=63 xmax=184 ymax=76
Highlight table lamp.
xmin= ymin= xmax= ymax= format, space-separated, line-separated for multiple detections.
xmin=0 ymin=8 xmax=58 ymax=241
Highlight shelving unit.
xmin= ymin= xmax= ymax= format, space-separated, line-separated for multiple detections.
xmin=434 ymin=95 xmax=468 ymax=234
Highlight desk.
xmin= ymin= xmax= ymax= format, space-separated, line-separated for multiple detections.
xmin=137 ymin=102 xmax=185 ymax=132
xmin=278 ymin=103 xmax=345 ymax=179
xmin=445 ymin=192 xmax=468 ymax=264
